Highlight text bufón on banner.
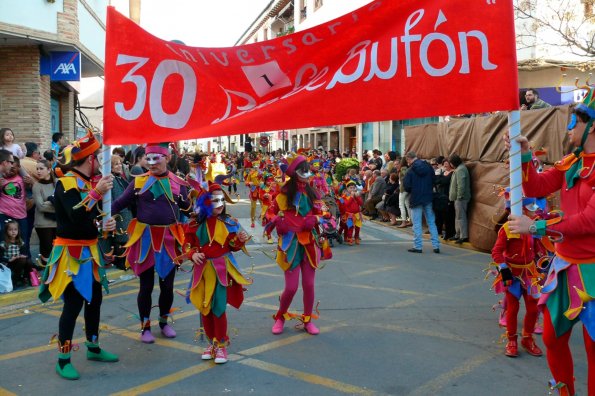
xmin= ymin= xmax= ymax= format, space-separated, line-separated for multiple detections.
xmin=103 ymin=0 xmax=519 ymax=144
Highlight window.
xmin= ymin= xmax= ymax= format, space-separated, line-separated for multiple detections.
xmin=314 ymin=0 xmax=323 ymax=10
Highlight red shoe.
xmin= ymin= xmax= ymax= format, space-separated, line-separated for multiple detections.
xmin=355 ymin=238 xmax=360 ymax=245
xmin=250 ymin=222 xmax=255 ymax=228
xmin=201 ymin=344 xmax=214 ymax=360
xmin=214 ymin=346 xmax=228 ymax=364
xmin=505 ymin=337 xmax=518 ymax=357
xmin=521 ymin=335 xmax=543 ymax=356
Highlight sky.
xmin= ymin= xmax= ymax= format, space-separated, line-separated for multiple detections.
xmin=81 ymin=0 xmax=273 ymax=99
xmin=115 ymin=0 xmax=273 ymax=47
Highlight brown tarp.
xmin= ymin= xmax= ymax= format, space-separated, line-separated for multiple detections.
xmin=404 ymin=106 xmax=571 ymax=252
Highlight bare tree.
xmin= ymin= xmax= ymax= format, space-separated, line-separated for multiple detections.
xmin=515 ymin=0 xmax=595 ymax=58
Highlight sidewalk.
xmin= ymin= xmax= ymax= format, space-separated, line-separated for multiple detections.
xmin=365 ymin=215 xmax=483 ymax=252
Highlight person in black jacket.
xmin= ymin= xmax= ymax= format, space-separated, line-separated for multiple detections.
xmin=38 ymin=131 xmax=118 ymax=380
xmin=403 ymin=152 xmax=441 ymax=254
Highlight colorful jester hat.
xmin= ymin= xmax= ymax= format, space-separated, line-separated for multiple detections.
xmin=500 ymin=187 xmax=541 ymax=212
xmin=285 ymin=152 xmax=307 ymax=177
xmin=146 ymin=142 xmax=171 ymax=156
xmin=186 ymin=177 xmax=235 ymax=218
xmin=61 ymin=129 xmax=101 ymax=165
xmin=563 ymin=87 xmax=595 ymax=188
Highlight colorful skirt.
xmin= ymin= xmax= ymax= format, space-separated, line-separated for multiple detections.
xmin=124 ymin=219 xmax=184 ymax=278
xmin=539 ymin=255 xmax=595 ymax=340
xmin=39 ymin=238 xmax=107 ymax=303
xmin=186 ymin=253 xmax=251 ymax=317
xmin=492 ymin=262 xmax=541 ymax=299
xmin=276 ymin=230 xmax=321 ymax=271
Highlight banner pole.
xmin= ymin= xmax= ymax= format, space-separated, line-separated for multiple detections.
xmin=100 ymin=143 xmax=112 ymax=229
xmin=508 ymin=110 xmax=522 ymax=216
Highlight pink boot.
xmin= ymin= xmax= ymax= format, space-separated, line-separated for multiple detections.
xmin=302 ymin=315 xmax=319 ymax=335
xmin=272 ymin=317 xmax=285 ymax=335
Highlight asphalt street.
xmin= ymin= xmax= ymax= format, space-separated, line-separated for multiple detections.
xmin=0 ymin=185 xmax=588 ymax=395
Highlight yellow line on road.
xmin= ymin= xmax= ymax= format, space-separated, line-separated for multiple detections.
xmin=0 ymin=387 xmax=18 ymax=396
xmin=238 ymin=358 xmax=377 ymax=395
xmin=0 ymin=337 xmax=86 ymax=361
xmin=326 ymin=282 xmax=434 ymax=297
xmin=408 ymin=353 xmax=494 ymax=396
xmin=245 ymin=290 xmax=283 ymax=301
xmin=252 ymin=270 xmax=282 ymax=278
xmin=110 ymin=362 xmax=214 ymax=396
xmin=352 ymin=266 xmax=396 ymax=277
xmin=368 ymin=322 xmax=466 ymax=342
xmin=243 ymin=301 xmax=280 ymax=311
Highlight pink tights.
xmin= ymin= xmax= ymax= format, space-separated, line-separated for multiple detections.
xmin=277 ymin=257 xmax=316 ymax=317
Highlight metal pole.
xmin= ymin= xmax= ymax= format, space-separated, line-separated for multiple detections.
xmin=508 ymin=110 xmax=522 ymax=216
xmin=100 ymin=143 xmax=112 ymax=228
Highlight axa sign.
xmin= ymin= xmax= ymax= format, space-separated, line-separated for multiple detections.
xmin=49 ymin=52 xmax=81 ymax=81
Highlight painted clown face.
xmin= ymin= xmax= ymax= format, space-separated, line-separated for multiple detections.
xmin=211 ymin=191 xmax=225 ymax=215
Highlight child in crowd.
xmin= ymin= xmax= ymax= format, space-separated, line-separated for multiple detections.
xmin=0 ymin=219 xmax=35 ymax=287
xmin=0 ymin=128 xmax=24 ymax=159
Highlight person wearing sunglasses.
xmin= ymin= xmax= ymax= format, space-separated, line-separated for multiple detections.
xmin=505 ymin=92 xmax=595 ymax=396
xmin=112 ymin=142 xmax=192 ymax=344
xmin=0 ymin=149 xmax=14 ymax=178
xmin=183 ymin=181 xmax=251 ymax=364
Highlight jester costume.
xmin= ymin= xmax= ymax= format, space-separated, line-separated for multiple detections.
xmin=244 ymin=165 xmax=262 ymax=227
xmin=338 ymin=182 xmax=363 ymax=245
xmin=519 ymin=93 xmax=595 ymax=396
xmin=492 ymin=220 xmax=544 ymax=358
xmin=38 ymin=130 xmax=118 ymax=380
xmin=266 ymin=154 xmax=330 ymax=335
xmin=112 ymin=144 xmax=192 ymax=343
xmin=183 ymin=184 xmax=251 ymax=363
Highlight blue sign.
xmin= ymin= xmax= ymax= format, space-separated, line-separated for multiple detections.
xmin=48 ymin=51 xmax=81 ymax=81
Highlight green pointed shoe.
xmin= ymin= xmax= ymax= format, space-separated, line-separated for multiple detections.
xmin=56 ymin=357 xmax=80 ymax=380
xmin=86 ymin=348 xmax=119 ymax=362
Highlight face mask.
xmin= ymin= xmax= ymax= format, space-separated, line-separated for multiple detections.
xmin=296 ymin=169 xmax=312 ymax=179
xmin=211 ymin=194 xmax=225 ymax=208
xmin=146 ymin=154 xmax=165 ymax=165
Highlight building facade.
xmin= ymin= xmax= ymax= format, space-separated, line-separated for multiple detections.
xmin=0 ymin=0 xmax=107 ymax=150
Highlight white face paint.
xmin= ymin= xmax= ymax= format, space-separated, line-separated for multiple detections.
xmin=211 ymin=192 xmax=225 ymax=208
xmin=296 ymin=169 xmax=312 ymax=179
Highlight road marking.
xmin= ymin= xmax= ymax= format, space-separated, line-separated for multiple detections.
xmin=245 ymin=290 xmax=284 ymax=301
xmin=0 ymin=337 xmax=86 ymax=361
xmin=352 ymin=266 xmax=396 ymax=277
xmin=252 ymin=270 xmax=282 ymax=278
xmin=0 ymin=387 xmax=18 ymax=396
xmin=238 ymin=358 xmax=378 ymax=395
xmin=408 ymin=353 xmax=494 ymax=396
xmin=367 ymin=322 xmax=466 ymax=342
xmin=324 ymin=282 xmax=436 ymax=297
xmin=109 ymin=362 xmax=215 ymax=396
xmin=243 ymin=301 xmax=280 ymax=311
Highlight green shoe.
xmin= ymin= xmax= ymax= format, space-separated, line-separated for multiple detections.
xmin=86 ymin=348 xmax=119 ymax=362
xmin=56 ymin=356 xmax=80 ymax=380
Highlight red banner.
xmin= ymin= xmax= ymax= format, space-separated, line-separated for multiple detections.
xmin=103 ymin=0 xmax=518 ymax=144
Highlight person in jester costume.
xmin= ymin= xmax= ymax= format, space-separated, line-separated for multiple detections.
xmin=38 ymin=130 xmax=118 ymax=380
xmin=265 ymin=153 xmax=330 ymax=335
xmin=491 ymin=192 xmax=545 ymax=358
xmin=182 ymin=181 xmax=251 ymax=364
xmin=111 ymin=142 xmax=192 ymax=344
xmin=507 ymin=88 xmax=595 ymax=396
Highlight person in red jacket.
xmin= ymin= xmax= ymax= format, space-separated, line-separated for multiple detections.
xmin=492 ymin=197 xmax=544 ymax=358
xmin=338 ymin=180 xmax=363 ymax=245
xmin=259 ymin=173 xmax=278 ymax=243
xmin=506 ymin=89 xmax=595 ymax=396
